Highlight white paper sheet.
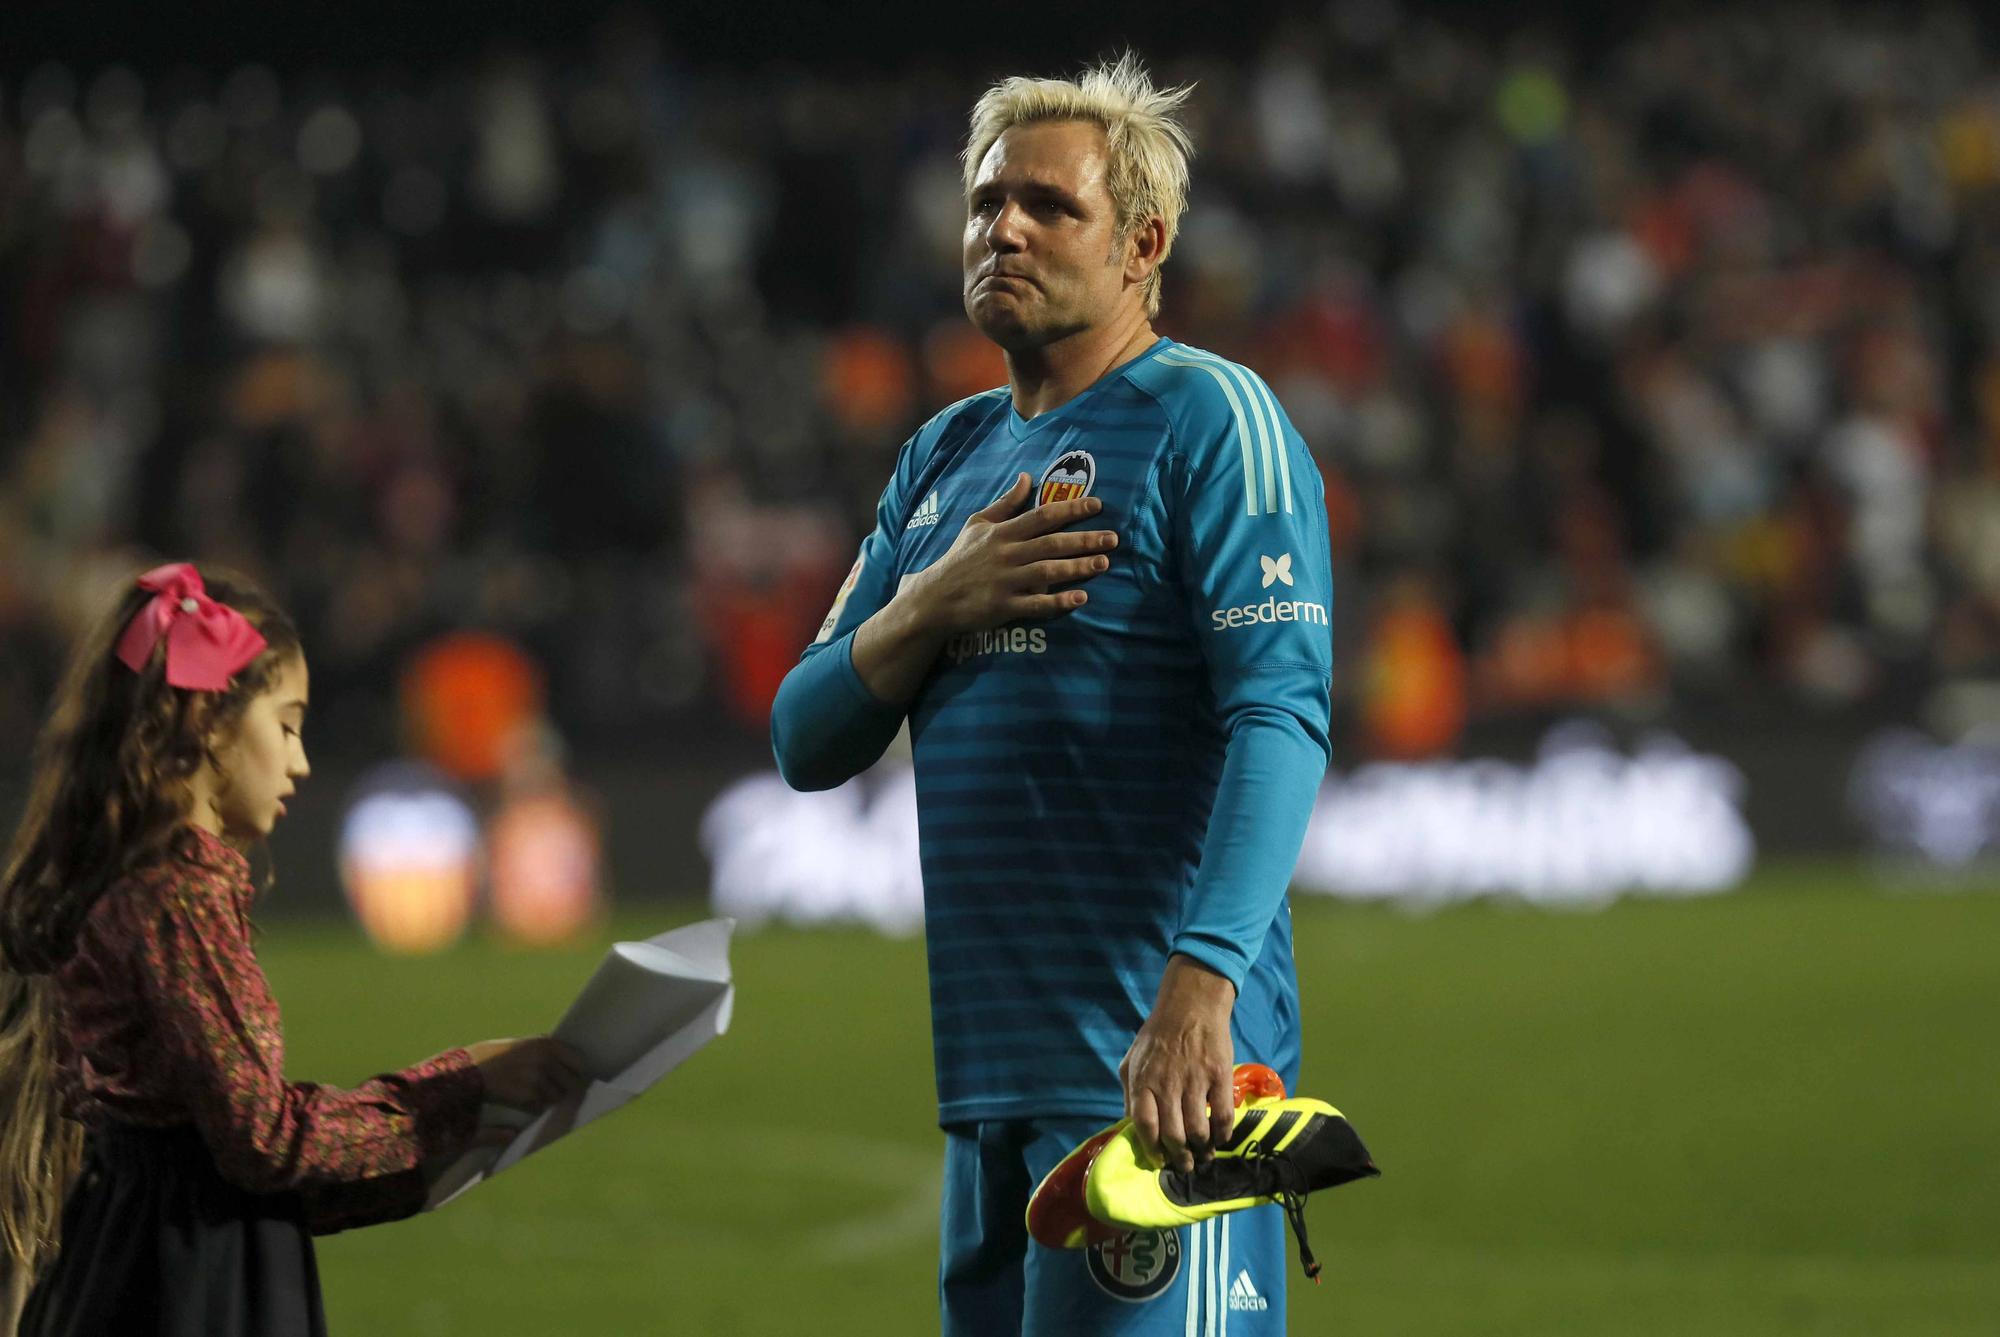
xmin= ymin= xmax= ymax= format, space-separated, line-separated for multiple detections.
xmin=423 ymin=917 xmax=735 ymax=1209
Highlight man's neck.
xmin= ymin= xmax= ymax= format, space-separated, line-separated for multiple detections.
xmin=1005 ymin=309 xmax=1159 ymax=419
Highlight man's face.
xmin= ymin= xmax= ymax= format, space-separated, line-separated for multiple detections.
xmin=963 ymin=120 xmax=1134 ymax=351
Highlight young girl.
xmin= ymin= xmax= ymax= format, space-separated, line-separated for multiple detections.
xmin=0 ymin=563 xmax=585 ymax=1335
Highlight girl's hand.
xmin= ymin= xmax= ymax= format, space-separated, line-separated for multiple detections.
xmin=465 ymin=1036 xmax=589 ymax=1110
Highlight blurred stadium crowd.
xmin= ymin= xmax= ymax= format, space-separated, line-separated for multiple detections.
xmin=5 ymin=6 xmax=2000 ymax=762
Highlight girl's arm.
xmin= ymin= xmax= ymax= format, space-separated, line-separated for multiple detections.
xmin=129 ymin=866 xmax=485 ymax=1200
xmin=299 ymin=1166 xmax=432 ymax=1234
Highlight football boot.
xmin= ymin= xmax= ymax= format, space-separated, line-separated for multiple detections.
xmin=1024 ymin=1062 xmax=1287 ymax=1250
xmin=1084 ymin=1095 xmax=1378 ymax=1280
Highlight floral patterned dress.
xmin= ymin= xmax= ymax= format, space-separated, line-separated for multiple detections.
xmin=22 ymin=826 xmax=485 ymax=1335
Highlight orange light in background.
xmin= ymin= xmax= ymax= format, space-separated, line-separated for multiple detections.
xmin=401 ymin=632 xmax=544 ymax=784
xmin=1362 ymin=579 xmax=1469 ymax=759
xmin=338 ymin=776 xmax=480 ymax=953
xmin=487 ymin=792 xmax=603 ymax=945
xmin=921 ymin=320 xmax=1008 ymax=405
xmin=822 ymin=326 xmax=915 ymax=434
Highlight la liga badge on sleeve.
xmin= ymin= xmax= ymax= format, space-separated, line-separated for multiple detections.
xmin=814 ymin=550 xmax=865 ymax=643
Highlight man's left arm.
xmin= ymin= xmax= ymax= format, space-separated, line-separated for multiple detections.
xmin=1123 ymin=367 xmax=1333 ymax=1172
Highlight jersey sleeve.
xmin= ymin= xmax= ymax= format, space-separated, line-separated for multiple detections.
xmin=768 ymin=427 xmax=925 ymax=791
xmin=1161 ymin=356 xmax=1334 ymax=987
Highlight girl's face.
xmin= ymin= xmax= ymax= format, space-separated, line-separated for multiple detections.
xmin=201 ymin=652 xmax=311 ymax=843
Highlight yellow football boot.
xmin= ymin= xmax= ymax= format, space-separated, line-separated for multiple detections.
xmin=1024 ymin=1063 xmax=1288 ymax=1250
xmin=1083 ymin=1095 xmax=1378 ymax=1280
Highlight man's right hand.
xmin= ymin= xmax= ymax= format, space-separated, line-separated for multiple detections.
xmin=904 ymin=472 xmax=1118 ymax=633
xmin=850 ymin=472 xmax=1116 ymax=704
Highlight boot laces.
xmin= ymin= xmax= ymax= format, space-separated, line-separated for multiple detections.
xmin=1244 ymin=1144 xmax=1322 ymax=1282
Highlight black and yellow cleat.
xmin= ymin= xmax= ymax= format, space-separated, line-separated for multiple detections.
xmin=1025 ymin=1063 xmax=1290 ymax=1251
xmin=1083 ymin=1096 xmax=1379 ymax=1281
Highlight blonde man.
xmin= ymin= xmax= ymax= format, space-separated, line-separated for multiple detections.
xmin=773 ymin=53 xmax=1333 ymax=1334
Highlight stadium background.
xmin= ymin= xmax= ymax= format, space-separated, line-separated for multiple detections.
xmin=2 ymin=2 xmax=1996 ymax=1332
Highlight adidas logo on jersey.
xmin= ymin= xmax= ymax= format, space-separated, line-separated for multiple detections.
xmin=1227 ymin=1269 xmax=1268 ymax=1312
xmin=906 ymin=491 xmax=943 ymax=530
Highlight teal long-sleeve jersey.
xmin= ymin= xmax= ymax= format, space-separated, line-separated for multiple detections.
xmin=771 ymin=338 xmax=1333 ymax=1124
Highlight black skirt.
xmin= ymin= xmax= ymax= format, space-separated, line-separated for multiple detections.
xmin=19 ymin=1124 xmax=327 ymax=1337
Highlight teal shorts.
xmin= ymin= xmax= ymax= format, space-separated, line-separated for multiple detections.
xmin=940 ymin=1117 xmax=1288 ymax=1336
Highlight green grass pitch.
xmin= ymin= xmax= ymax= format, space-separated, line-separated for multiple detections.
xmin=262 ymin=864 xmax=1999 ymax=1334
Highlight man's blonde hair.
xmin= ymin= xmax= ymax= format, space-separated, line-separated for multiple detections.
xmin=962 ymin=52 xmax=1195 ymax=318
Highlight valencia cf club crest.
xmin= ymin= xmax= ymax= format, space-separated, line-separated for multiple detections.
xmin=1085 ymin=1228 xmax=1181 ymax=1303
xmin=1037 ymin=449 xmax=1096 ymax=507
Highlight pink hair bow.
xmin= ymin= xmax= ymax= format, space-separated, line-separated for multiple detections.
xmin=114 ymin=563 xmax=269 ymax=691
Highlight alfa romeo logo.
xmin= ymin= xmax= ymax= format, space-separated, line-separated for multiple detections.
xmin=1085 ymin=1227 xmax=1181 ymax=1303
